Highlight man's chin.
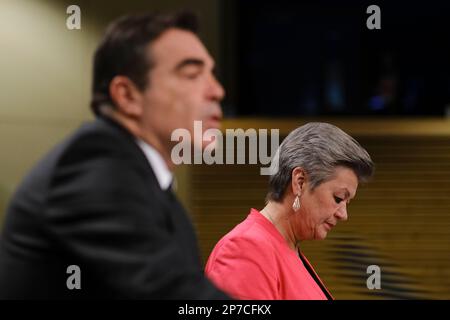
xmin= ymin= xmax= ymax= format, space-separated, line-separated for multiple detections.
xmin=206 ymin=121 xmax=222 ymax=131
xmin=198 ymin=129 xmax=221 ymax=150
xmin=201 ymin=138 xmax=218 ymax=151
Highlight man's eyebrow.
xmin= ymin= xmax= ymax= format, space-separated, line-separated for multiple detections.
xmin=174 ymin=58 xmax=205 ymax=71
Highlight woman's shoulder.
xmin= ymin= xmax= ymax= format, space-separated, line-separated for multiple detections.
xmin=212 ymin=216 xmax=279 ymax=259
xmin=205 ymin=214 xmax=281 ymax=296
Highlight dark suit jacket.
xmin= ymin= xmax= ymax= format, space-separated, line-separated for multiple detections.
xmin=0 ymin=117 xmax=228 ymax=299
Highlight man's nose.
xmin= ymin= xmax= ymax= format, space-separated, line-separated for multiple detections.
xmin=207 ymin=73 xmax=225 ymax=102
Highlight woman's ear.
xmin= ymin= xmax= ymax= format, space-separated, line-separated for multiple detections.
xmin=109 ymin=75 xmax=144 ymax=118
xmin=291 ymin=167 xmax=306 ymax=195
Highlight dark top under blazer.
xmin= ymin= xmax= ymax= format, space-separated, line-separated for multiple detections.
xmin=0 ymin=117 xmax=227 ymax=299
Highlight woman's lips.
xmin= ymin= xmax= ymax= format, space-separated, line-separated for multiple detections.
xmin=325 ymin=222 xmax=335 ymax=231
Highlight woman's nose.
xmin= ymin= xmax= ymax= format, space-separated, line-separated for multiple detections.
xmin=335 ymin=204 xmax=348 ymax=221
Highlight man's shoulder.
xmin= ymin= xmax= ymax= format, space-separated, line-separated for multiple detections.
xmin=31 ymin=117 xmax=137 ymax=164
xmin=55 ymin=117 xmax=151 ymax=183
xmin=64 ymin=117 xmax=137 ymax=155
xmin=16 ymin=117 xmax=151 ymax=199
xmin=49 ymin=117 xmax=149 ymax=173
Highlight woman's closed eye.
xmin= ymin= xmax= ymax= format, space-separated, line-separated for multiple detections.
xmin=334 ymin=196 xmax=344 ymax=204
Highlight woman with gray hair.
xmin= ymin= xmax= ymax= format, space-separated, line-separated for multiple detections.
xmin=205 ymin=122 xmax=374 ymax=300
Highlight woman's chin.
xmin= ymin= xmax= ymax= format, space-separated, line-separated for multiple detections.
xmin=314 ymin=231 xmax=328 ymax=240
xmin=317 ymin=226 xmax=331 ymax=240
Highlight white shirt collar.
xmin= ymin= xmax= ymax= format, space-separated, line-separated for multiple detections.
xmin=135 ymin=139 xmax=173 ymax=191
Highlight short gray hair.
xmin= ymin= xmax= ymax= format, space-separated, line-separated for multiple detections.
xmin=267 ymin=122 xmax=374 ymax=202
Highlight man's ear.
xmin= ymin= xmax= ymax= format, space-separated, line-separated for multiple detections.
xmin=109 ymin=76 xmax=144 ymax=118
xmin=290 ymin=167 xmax=307 ymax=195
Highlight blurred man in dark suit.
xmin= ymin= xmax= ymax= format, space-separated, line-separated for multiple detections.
xmin=0 ymin=11 xmax=227 ymax=299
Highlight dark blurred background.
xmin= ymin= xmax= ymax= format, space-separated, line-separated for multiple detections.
xmin=220 ymin=0 xmax=450 ymax=117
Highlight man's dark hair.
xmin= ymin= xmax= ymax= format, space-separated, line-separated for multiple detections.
xmin=90 ymin=11 xmax=199 ymax=116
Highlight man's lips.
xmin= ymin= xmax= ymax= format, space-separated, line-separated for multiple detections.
xmin=206 ymin=115 xmax=222 ymax=129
